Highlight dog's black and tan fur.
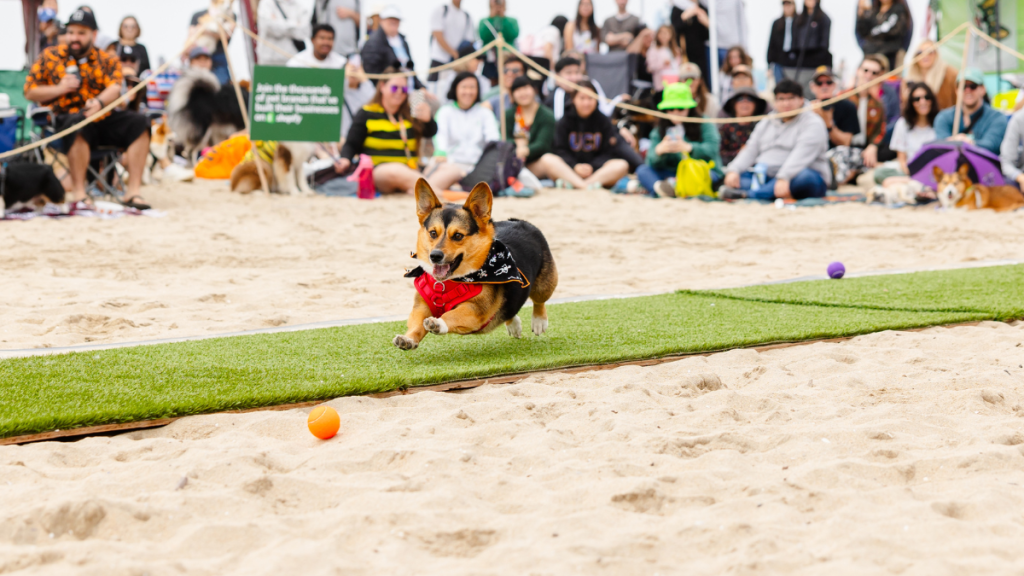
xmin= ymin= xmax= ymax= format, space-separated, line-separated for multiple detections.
xmin=393 ymin=179 xmax=558 ymax=350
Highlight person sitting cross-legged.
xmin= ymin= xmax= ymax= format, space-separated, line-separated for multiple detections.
xmin=719 ymin=79 xmax=831 ymax=201
xmin=24 ymin=9 xmax=151 ymax=208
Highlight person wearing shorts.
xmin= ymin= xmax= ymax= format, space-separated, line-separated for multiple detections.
xmin=24 ymin=9 xmax=151 ymax=208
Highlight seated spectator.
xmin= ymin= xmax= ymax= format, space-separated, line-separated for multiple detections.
xmin=719 ymin=86 xmax=768 ymax=166
xmin=288 ymin=24 xmax=347 ymax=69
xmin=719 ymin=79 xmax=831 ymax=200
xmin=728 ymin=65 xmax=755 ymax=92
xmin=828 ymin=55 xmax=886 ymax=185
xmin=256 ymin=0 xmax=311 ymax=66
xmin=340 ymin=56 xmax=377 ymax=136
xmin=602 ymin=0 xmax=643 ymax=52
xmin=475 ymin=53 xmax=522 ymax=116
xmin=24 ymin=9 xmax=151 ymax=209
xmin=505 ymin=76 xmax=556 ymax=180
xmin=678 ymin=62 xmax=718 ymax=118
xmin=1002 ymin=106 xmax=1024 ymax=189
xmin=479 ymin=0 xmax=519 ymax=84
xmin=187 ymin=46 xmax=213 ymax=71
xmin=904 ymin=40 xmax=958 ymax=110
xmin=114 ymin=16 xmax=151 ymax=76
xmin=637 ymin=82 xmax=723 ymax=197
xmin=116 ymin=44 xmax=147 ymax=111
xmin=873 ymin=82 xmax=937 ymax=184
xmin=934 ymin=68 xmax=1008 ymax=155
xmin=429 ymin=72 xmax=500 ymax=189
xmin=808 ymin=66 xmax=860 ymax=151
xmin=334 ymin=69 xmax=438 ymax=193
xmin=360 ymin=6 xmax=423 ymax=88
xmin=523 ymin=81 xmax=628 ymax=190
xmin=647 ymin=24 xmax=683 ymax=103
xmin=718 ymin=46 xmax=753 ymax=105
xmin=545 ymin=56 xmax=622 ymax=120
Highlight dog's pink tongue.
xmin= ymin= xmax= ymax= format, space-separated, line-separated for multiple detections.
xmin=432 ymin=264 xmax=450 ymax=278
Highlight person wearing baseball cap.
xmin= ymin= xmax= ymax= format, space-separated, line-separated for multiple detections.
xmin=359 ymin=4 xmax=423 ymax=88
xmin=24 ymin=7 xmax=152 ymax=209
xmin=807 ymin=65 xmax=860 ymax=151
xmin=187 ymin=46 xmax=213 ymax=72
xmin=934 ymin=67 xmax=1007 ymax=155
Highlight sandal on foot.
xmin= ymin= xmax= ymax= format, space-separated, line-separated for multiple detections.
xmin=122 ymin=196 xmax=151 ymax=210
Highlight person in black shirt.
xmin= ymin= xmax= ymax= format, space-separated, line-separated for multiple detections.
xmin=114 ymin=16 xmax=151 ymax=75
xmin=808 ymin=66 xmax=859 ymax=150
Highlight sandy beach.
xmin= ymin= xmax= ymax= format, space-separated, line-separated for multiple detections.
xmin=3 ymin=181 xmax=1024 ymax=574
xmin=1 ymin=179 xmax=1023 ymax=350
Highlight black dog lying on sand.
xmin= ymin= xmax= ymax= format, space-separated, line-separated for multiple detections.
xmin=1 ymin=162 xmax=65 ymax=210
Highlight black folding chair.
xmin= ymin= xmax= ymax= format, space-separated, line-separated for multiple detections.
xmin=28 ymin=107 xmax=128 ymax=201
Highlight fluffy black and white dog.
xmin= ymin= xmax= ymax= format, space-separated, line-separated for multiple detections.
xmin=1 ymin=162 xmax=65 ymax=211
xmin=167 ymin=69 xmax=248 ymax=165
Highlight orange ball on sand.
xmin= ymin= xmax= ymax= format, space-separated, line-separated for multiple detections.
xmin=307 ymin=405 xmax=340 ymax=439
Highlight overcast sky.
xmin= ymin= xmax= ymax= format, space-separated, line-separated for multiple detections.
xmin=1 ymin=0 xmax=930 ymax=86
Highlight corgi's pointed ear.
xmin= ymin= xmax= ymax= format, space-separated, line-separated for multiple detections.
xmin=415 ymin=178 xmax=442 ymax=223
xmin=932 ymin=165 xmax=944 ymax=183
xmin=464 ymin=182 xmax=493 ymax=224
xmin=957 ymin=163 xmax=971 ymax=182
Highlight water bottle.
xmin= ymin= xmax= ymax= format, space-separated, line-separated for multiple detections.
xmin=751 ymin=163 xmax=768 ymax=192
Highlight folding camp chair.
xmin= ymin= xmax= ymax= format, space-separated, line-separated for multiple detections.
xmin=28 ymin=107 xmax=128 ymax=201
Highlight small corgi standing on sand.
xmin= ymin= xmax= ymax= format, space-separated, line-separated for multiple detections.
xmin=394 ymin=179 xmax=558 ymax=350
xmin=934 ymin=164 xmax=1024 ymax=212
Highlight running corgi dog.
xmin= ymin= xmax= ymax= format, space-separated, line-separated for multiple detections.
xmin=934 ymin=164 xmax=1024 ymax=212
xmin=394 ymin=179 xmax=558 ymax=350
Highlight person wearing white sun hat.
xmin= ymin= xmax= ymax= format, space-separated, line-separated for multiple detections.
xmin=360 ymin=5 xmax=423 ymax=88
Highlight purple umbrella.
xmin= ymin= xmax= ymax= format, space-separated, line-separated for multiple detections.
xmin=908 ymin=141 xmax=1006 ymax=189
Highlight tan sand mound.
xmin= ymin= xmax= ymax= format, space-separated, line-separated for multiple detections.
xmin=2 ymin=322 xmax=1023 ymax=574
xmin=2 ymin=179 xmax=1023 ymax=350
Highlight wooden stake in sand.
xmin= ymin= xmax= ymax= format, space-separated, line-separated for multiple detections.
xmin=216 ymin=7 xmax=271 ymax=196
xmin=952 ymin=27 xmax=973 ymax=138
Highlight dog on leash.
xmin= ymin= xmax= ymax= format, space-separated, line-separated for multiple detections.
xmin=394 ymin=179 xmax=558 ymax=350
xmin=934 ymin=164 xmax=1024 ymax=212
xmin=167 ymin=69 xmax=247 ymax=165
xmin=229 ymin=141 xmax=316 ymax=195
xmin=0 ymin=162 xmax=66 ymax=211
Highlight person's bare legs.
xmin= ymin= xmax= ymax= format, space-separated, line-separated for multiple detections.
xmin=373 ymin=162 xmax=424 ymax=194
xmin=528 ymin=154 xmax=586 ymax=189
xmin=584 ymin=159 xmax=629 ymax=188
xmin=66 ymin=135 xmax=90 ymax=202
xmin=426 ymin=162 xmax=466 ymax=191
xmin=123 ymin=131 xmax=150 ymax=201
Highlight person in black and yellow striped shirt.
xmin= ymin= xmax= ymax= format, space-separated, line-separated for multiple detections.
xmin=336 ymin=69 xmax=439 ymax=194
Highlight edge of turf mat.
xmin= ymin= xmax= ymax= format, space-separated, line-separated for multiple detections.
xmin=1 ymin=265 xmax=1021 ymax=442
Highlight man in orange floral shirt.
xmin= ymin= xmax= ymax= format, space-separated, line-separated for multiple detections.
xmin=25 ymin=9 xmax=151 ymax=208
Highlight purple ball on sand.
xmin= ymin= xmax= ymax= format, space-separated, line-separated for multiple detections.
xmin=827 ymin=262 xmax=845 ymax=279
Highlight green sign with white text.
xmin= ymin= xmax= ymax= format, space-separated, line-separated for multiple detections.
xmin=250 ymin=66 xmax=345 ymax=142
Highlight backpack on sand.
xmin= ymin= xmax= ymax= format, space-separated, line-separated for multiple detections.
xmin=461 ymin=141 xmax=523 ymax=194
xmin=674 ymin=152 xmax=716 ymax=198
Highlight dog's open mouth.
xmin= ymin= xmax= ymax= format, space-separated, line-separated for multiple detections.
xmin=432 ymin=263 xmax=452 ymax=278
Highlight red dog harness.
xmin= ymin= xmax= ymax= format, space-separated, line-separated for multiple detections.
xmin=414 ymin=274 xmax=483 ymax=319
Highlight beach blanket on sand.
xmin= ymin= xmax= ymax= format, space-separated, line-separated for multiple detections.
xmin=3 ymin=201 xmax=164 ymax=221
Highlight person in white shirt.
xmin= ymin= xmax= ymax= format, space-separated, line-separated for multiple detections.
xmin=314 ymin=0 xmax=360 ymax=57
xmin=287 ymin=24 xmax=348 ymax=69
xmin=427 ymin=0 xmax=476 ymax=93
xmin=428 ymin=71 xmax=501 ymax=190
xmin=257 ymin=0 xmax=312 ymax=65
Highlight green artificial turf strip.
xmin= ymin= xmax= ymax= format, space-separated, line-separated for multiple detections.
xmin=696 ymin=264 xmax=1024 ymax=320
xmin=0 ymin=290 xmax=988 ymax=439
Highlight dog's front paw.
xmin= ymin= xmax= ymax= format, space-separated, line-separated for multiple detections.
xmin=423 ymin=317 xmax=448 ymax=335
xmin=532 ymin=316 xmax=548 ymax=336
xmin=393 ymin=335 xmax=418 ymax=350
xmin=506 ymin=316 xmax=522 ymax=338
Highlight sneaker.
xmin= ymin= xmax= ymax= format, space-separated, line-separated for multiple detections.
xmin=554 ymin=178 xmax=575 ymax=190
xmin=499 ymin=185 xmax=535 ymax=198
xmin=653 ymin=180 xmax=676 ymax=198
xmin=718 ymin=186 xmax=748 ymax=200
xmin=586 ymin=182 xmax=604 ymax=190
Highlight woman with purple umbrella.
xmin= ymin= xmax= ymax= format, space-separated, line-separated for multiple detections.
xmin=874 ymin=82 xmax=937 ymax=187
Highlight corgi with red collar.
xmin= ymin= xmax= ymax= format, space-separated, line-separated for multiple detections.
xmin=393 ymin=179 xmax=558 ymax=350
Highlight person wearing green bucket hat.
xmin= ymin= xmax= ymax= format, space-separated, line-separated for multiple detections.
xmin=636 ymin=81 xmax=723 ymax=197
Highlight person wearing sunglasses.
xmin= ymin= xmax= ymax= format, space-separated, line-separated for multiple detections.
xmin=808 ymin=66 xmax=859 ymax=151
xmin=934 ymin=67 xmax=1008 ymax=155
xmin=826 ymin=55 xmax=887 ymax=186
xmin=336 ymin=68 xmax=438 ymax=194
xmin=871 ymin=81 xmax=938 ymax=188
xmin=483 ymin=55 xmax=526 ymax=120
xmin=720 ymin=79 xmax=831 ymax=201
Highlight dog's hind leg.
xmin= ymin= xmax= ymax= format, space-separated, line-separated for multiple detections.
xmin=529 ymin=251 xmax=559 ymax=336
